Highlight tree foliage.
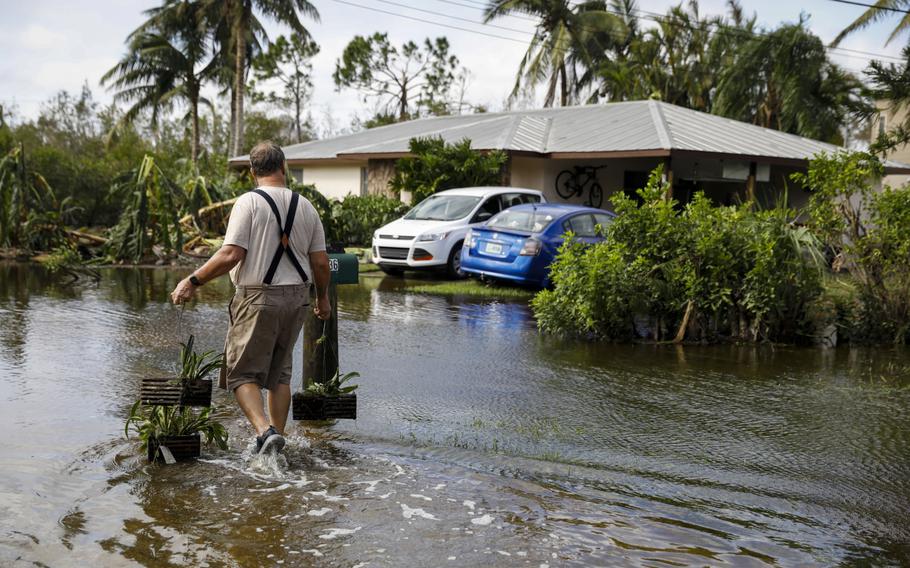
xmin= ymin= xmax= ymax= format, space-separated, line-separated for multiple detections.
xmin=250 ymin=34 xmax=319 ymax=143
xmin=794 ymin=152 xmax=910 ymax=343
xmin=333 ymin=33 xmax=464 ymax=121
xmin=533 ymin=168 xmax=825 ymax=343
xmin=389 ymin=137 xmax=507 ymax=203
xmin=102 ymin=0 xmax=218 ymax=163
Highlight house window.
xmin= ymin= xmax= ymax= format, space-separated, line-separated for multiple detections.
xmin=289 ymin=168 xmax=304 ymax=183
xmin=879 ymin=115 xmax=887 ymax=138
xmin=360 ymin=167 xmax=368 ymax=196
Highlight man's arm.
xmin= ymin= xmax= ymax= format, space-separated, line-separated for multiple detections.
xmin=310 ymin=250 xmax=332 ymax=320
xmin=170 ymin=245 xmax=247 ymax=304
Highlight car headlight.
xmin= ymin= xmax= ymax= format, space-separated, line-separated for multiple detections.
xmin=417 ymin=231 xmax=449 ymax=242
xmin=373 ymin=230 xmax=380 ymax=240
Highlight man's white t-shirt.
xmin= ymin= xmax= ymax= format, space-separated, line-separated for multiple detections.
xmin=223 ymin=186 xmax=327 ymax=287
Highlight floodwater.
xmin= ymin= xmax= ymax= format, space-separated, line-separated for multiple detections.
xmin=1 ymin=263 xmax=909 ymax=567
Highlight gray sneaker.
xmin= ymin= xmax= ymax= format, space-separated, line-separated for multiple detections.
xmin=255 ymin=426 xmax=286 ymax=454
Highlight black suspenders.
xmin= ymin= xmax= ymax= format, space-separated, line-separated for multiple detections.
xmin=250 ymin=189 xmax=310 ymax=285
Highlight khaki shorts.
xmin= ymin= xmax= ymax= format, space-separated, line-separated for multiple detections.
xmin=221 ymin=284 xmax=310 ymax=392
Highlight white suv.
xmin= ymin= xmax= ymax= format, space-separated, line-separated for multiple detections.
xmin=371 ymin=187 xmax=546 ymax=277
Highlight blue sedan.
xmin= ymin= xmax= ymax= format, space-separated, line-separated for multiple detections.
xmin=460 ymin=203 xmax=615 ymax=288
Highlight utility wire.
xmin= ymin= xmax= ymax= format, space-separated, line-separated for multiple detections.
xmin=446 ymin=0 xmax=905 ymax=62
xmin=826 ymin=0 xmax=910 ymax=14
xmin=336 ymin=0 xmax=904 ymax=66
xmin=329 ymin=0 xmax=529 ymax=43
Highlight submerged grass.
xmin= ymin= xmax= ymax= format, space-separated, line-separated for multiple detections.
xmin=407 ymin=279 xmax=536 ymax=299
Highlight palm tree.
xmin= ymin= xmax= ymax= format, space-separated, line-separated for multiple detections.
xmin=832 ymin=0 xmax=910 ymax=46
xmin=484 ymin=0 xmax=624 ymax=107
xmin=205 ymin=0 xmax=319 ymax=156
xmin=102 ymin=0 xmax=217 ymax=163
xmin=713 ymin=23 xmax=868 ymax=144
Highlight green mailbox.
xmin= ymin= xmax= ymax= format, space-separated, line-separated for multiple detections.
xmin=328 ymin=253 xmax=359 ymax=284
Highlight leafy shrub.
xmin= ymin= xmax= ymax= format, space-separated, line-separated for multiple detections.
xmin=794 ymin=151 xmax=910 ymax=343
xmin=331 ymin=194 xmax=408 ymax=246
xmin=389 ymin=137 xmax=507 ymax=203
xmin=105 ymin=155 xmax=183 ymax=263
xmin=533 ymin=168 xmax=824 ymax=343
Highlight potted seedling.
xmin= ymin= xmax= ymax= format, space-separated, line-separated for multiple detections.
xmin=125 ymin=401 xmax=229 ymax=463
xmin=140 ymin=335 xmax=221 ymax=407
xmin=293 ymin=370 xmax=360 ymax=420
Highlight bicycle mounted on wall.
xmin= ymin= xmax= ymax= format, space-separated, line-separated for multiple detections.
xmin=555 ymin=165 xmax=606 ymax=208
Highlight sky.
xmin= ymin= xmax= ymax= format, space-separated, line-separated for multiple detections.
xmin=0 ymin=0 xmax=906 ymax=133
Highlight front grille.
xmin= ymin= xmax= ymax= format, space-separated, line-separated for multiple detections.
xmin=379 ymin=234 xmax=414 ymax=240
xmin=378 ymin=247 xmax=409 ymax=260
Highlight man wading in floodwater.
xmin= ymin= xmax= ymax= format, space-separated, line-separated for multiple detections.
xmin=170 ymin=141 xmax=331 ymax=454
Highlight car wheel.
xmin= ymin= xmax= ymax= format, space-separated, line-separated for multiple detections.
xmin=446 ymin=242 xmax=466 ymax=279
xmin=379 ymin=264 xmax=405 ymax=276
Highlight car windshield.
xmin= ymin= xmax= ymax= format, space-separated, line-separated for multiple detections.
xmin=404 ymin=195 xmax=481 ymax=221
xmin=486 ymin=209 xmax=556 ymax=233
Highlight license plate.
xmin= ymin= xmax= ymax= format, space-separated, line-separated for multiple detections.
xmin=485 ymin=242 xmax=503 ymax=254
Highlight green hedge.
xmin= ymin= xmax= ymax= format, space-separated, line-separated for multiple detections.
xmin=532 ymin=168 xmax=825 ymax=343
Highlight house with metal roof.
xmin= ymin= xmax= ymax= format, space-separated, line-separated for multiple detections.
xmin=230 ymin=100 xmax=910 ymax=207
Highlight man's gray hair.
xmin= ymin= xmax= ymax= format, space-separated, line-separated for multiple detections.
xmin=249 ymin=141 xmax=286 ymax=177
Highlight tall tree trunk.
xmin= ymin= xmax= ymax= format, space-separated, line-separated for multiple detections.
xmin=294 ymin=88 xmax=302 ymax=143
xmin=231 ymin=22 xmax=246 ymax=157
xmin=559 ymin=62 xmax=568 ymax=107
xmin=399 ymin=78 xmax=408 ymax=121
xmin=191 ymin=98 xmax=200 ymax=165
xmin=228 ymin=83 xmax=237 ymax=158
xmin=543 ymin=70 xmax=557 ymax=108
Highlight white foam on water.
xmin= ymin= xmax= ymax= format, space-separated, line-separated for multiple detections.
xmin=401 ymin=504 xmax=438 ymax=521
xmin=497 ymin=551 xmax=511 ymax=556
xmin=463 ymin=500 xmax=475 ymax=510
xmin=248 ymin=483 xmax=293 ymax=493
xmin=319 ymin=527 xmax=361 ymax=540
xmin=378 ymin=492 xmax=394 ymax=499
xmin=300 ymin=549 xmax=324 ymax=556
xmin=433 ymin=484 xmax=446 ymax=490
xmin=308 ymin=490 xmax=349 ymax=502
xmin=471 ymin=514 xmax=494 ymax=526
xmin=409 ymin=494 xmax=432 ymax=501
xmin=307 ymin=508 xmax=332 ymax=517
xmin=354 ymin=479 xmax=381 ymax=493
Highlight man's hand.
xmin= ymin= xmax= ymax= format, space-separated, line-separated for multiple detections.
xmin=171 ymin=277 xmax=197 ymax=305
xmin=314 ymin=294 xmax=331 ymax=320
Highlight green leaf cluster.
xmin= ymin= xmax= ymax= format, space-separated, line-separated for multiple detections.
xmin=178 ymin=334 xmax=223 ymax=383
xmin=796 ymin=151 xmax=910 ymax=343
xmin=533 ymin=167 xmax=824 ymax=343
xmin=125 ymin=401 xmax=229 ymax=452
xmin=105 ymin=155 xmax=184 ymax=263
xmin=304 ymin=370 xmax=360 ymax=397
xmin=390 ymin=137 xmax=507 ymax=203
xmin=331 ymin=194 xmax=408 ymax=246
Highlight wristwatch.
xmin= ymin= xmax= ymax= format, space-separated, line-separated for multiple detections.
xmin=189 ymin=274 xmax=203 ymax=286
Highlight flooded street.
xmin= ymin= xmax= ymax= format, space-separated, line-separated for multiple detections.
xmin=1 ymin=263 xmax=909 ymax=566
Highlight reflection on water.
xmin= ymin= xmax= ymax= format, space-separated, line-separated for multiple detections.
xmin=1 ymin=262 xmax=909 ymax=566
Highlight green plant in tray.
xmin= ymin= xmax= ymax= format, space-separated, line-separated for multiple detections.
xmin=304 ymin=370 xmax=360 ymax=397
xmin=124 ymin=401 xmax=228 ymax=451
xmin=178 ymin=334 xmax=222 ymax=382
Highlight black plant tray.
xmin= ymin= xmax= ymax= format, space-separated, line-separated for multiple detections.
xmin=147 ymin=433 xmax=201 ymax=462
xmin=140 ymin=377 xmax=212 ymax=407
xmin=293 ymin=393 xmax=357 ymax=420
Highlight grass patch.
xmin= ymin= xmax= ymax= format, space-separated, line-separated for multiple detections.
xmin=406 ymin=279 xmax=535 ymax=299
xmin=358 ymin=262 xmax=382 ymax=273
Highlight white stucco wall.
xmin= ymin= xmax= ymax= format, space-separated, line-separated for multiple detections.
xmin=291 ymin=163 xmax=365 ymax=200
xmin=511 ymin=156 xmax=664 ymax=210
